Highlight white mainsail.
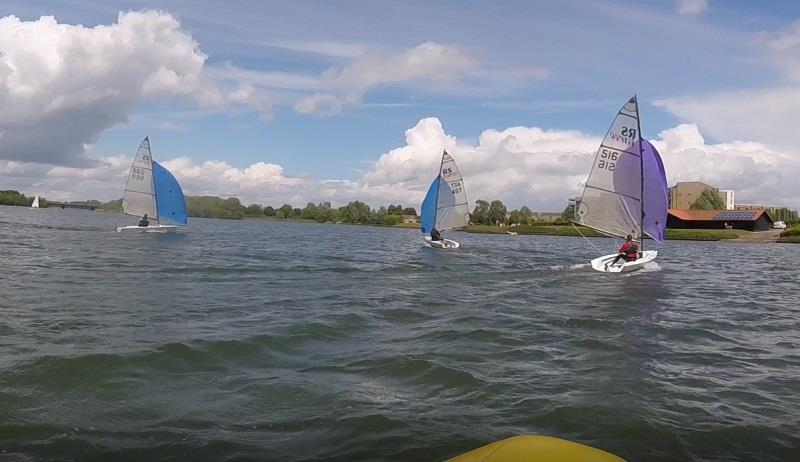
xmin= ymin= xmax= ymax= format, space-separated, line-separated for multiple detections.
xmin=575 ymin=96 xmax=642 ymax=239
xmin=435 ymin=152 xmax=470 ymax=232
xmin=121 ymin=137 xmax=158 ymax=220
xmin=31 ymin=195 xmax=39 ymax=208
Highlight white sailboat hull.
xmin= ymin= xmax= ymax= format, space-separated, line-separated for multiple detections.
xmin=424 ymin=236 xmax=460 ymax=249
xmin=591 ymin=250 xmax=658 ymax=273
xmin=116 ymin=224 xmax=178 ymax=234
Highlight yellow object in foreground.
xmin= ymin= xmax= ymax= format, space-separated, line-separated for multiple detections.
xmin=446 ymin=435 xmax=626 ymax=462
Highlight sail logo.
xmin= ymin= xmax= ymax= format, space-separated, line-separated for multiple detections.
xmin=608 ymin=126 xmax=636 ymax=147
xmin=442 ymin=167 xmax=457 ymax=179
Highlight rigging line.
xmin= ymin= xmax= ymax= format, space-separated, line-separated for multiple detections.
xmin=572 ymin=222 xmax=604 ymax=255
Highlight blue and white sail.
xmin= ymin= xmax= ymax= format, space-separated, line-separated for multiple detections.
xmin=121 ymin=137 xmax=187 ymax=225
xmin=420 ymin=151 xmax=470 ymax=234
xmin=153 ymin=161 xmax=188 ymax=225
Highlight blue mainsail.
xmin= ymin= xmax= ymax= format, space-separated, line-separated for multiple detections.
xmin=153 ymin=161 xmax=187 ymax=225
xmin=420 ymin=177 xmax=439 ymax=233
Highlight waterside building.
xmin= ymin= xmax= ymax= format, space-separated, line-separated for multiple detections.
xmin=667 ymin=209 xmax=774 ymax=232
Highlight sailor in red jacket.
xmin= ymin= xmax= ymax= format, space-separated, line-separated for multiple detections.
xmin=608 ymin=234 xmax=639 ymax=267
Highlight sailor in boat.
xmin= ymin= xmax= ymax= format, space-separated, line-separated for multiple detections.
xmin=607 ymin=235 xmax=639 ymax=268
xmin=430 ymin=227 xmax=443 ymax=241
xmin=138 ymin=214 xmax=150 ymax=227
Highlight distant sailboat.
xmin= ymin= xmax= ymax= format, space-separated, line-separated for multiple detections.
xmin=419 ymin=151 xmax=470 ymax=249
xmin=30 ymin=195 xmax=40 ymax=209
xmin=573 ymin=95 xmax=668 ymax=273
xmin=116 ymin=137 xmax=187 ymax=233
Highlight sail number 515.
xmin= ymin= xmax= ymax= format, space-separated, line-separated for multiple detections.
xmin=598 ymin=149 xmax=619 ymax=171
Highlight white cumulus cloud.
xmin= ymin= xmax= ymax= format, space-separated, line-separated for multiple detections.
xmin=3 ymin=118 xmax=798 ymax=211
xmin=294 ymin=42 xmax=478 ymax=115
xmin=0 ymin=10 xmax=225 ymax=166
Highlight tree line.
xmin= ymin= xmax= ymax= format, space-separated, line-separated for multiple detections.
xmin=95 ymin=195 xmax=418 ymax=223
xmin=0 ymin=190 xmax=46 ymax=207
xmin=246 ymin=201 xmax=418 ymax=225
xmin=470 ymin=199 xmax=570 ymax=226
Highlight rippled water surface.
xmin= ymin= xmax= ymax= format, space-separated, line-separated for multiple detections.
xmin=1 ymin=205 xmax=799 ymax=461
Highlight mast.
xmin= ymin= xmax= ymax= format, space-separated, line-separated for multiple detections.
xmin=146 ymin=136 xmax=160 ymax=225
xmin=634 ymin=95 xmax=644 ymax=251
xmin=432 ymin=150 xmax=446 ymax=230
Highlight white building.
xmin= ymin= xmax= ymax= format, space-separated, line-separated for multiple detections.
xmin=719 ymin=189 xmax=735 ymax=210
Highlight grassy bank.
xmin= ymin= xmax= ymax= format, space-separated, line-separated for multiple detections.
xmin=778 ymin=225 xmax=800 ymax=243
xmin=665 ymin=229 xmax=740 ymax=241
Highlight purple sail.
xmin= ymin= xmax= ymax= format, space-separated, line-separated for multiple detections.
xmin=642 ymin=139 xmax=668 ymax=243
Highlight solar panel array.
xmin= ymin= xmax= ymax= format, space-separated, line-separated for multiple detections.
xmin=713 ymin=211 xmax=756 ymax=221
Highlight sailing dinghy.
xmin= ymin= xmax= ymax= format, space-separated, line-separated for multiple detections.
xmin=573 ymin=96 xmax=668 ymax=273
xmin=419 ymin=151 xmax=470 ymax=249
xmin=116 ymin=137 xmax=187 ymax=233
xmin=30 ymin=195 xmax=40 ymax=208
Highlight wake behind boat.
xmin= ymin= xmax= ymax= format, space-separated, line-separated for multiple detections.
xmin=573 ymin=96 xmax=668 ymax=273
xmin=116 ymin=137 xmax=187 ymax=233
xmin=419 ymin=151 xmax=470 ymax=249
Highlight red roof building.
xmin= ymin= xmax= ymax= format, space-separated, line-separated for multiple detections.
xmin=667 ymin=209 xmax=774 ymax=231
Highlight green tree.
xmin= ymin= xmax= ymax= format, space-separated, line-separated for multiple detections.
xmin=263 ymin=205 xmax=276 ymax=216
xmin=0 ymin=190 xmax=33 ymax=206
xmin=382 ymin=214 xmax=402 ymax=226
xmin=471 ymin=199 xmax=490 ymax=225
xmin=99 ymin=198 xmax=123 ymax=212
xmin=186 ymin=196 xmax=245 ymax=219
xmin=509 ymin=209 xmax=529 ymax=225
xmin=339 ymin=201 xmax=372 ymax=223
xmin=691 ymin=189 xmax=726 ymax=210
xmin=488 ymin=200 xmax=507 ymax=225
xmin=519 ymin=206 xmax=533 ymax=225
xmin=276 ymin=203 xmax=293 ymax=219
xmin=302 ymin=202 xmax=319 ymax=220
xmin=245 ymin=203 xmax=263 ymax=216
xmin=402 ymin=207 xmax=417 ymax=216
xmin=561 ymin=203 xmax=575 ymax=222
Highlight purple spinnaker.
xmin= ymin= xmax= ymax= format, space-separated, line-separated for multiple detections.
xmin=642 ymin=139 xmax=668 ymax=243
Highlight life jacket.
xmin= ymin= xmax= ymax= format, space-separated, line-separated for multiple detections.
xmin=621 ymin=242 xmax=638 ymax=260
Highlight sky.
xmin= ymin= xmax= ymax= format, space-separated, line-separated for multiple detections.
xmin=1 ymin=0 xmax=799 ymax=211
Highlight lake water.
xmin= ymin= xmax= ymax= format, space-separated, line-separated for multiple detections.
xmin=1 ymin=205 xmax=799 ymax=461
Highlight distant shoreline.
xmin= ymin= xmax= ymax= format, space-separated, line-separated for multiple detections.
xmin=244 ymin=216 xmax=795 ymax=243
xmin=10 ymin=205 xmax=794 ymax=243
